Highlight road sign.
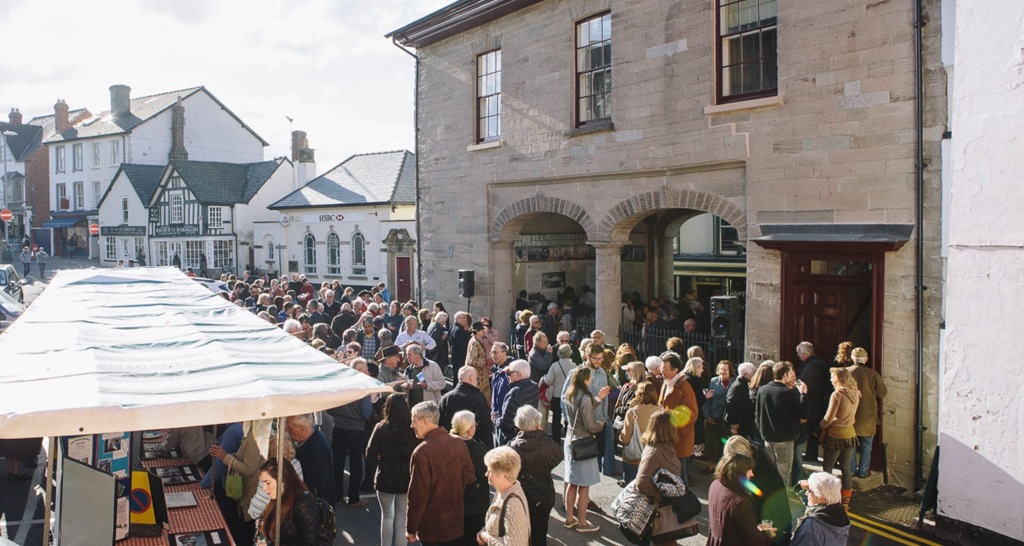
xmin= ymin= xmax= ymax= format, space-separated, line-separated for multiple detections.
xmin=0 ymin=209 xmax=12 ymax=222
xmin=89 ymin=223 xmax=100 ymax=235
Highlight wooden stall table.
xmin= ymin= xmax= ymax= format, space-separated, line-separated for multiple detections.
xmin=121 ymin=433 xmax=236 ymax=546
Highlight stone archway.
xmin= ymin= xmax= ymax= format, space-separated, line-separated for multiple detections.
xmin=595 ymin=189 xmax=747 ymax=243
xmin=492 ymin=195 xmax=597 ymax=241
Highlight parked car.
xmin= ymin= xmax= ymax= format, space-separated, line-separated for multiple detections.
xmin=0 ymin=288 xmax=24 ymax=331
xmin=0 ymin=264 xmax=26 ymax=303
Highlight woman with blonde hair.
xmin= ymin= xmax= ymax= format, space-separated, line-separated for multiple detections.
xmin=833 ymin=341 xmax=855 ymax=367
xmin=562 ymin=367 xmax=611 ymax=533
xmin=512 ymin=310 xmax=533 ymax=359
xmin=477 ymin=447 xmax=530 ymax=546
xmin=613 ymin=343 xmax=638 ymax=385
xmin=819 ymin=367 xmax=860 ymax=509
xmin=451 ymin=410 xmax=490 ymax=545
xmin=618 ymin=381 xmax=661 ymax=484
xmin=682 ymin=356 xmax=709 ymax=467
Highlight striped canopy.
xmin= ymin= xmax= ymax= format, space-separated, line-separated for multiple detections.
xmin=0 ymin=267 xmax=390 ymax=438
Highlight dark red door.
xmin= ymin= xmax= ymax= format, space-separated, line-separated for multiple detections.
xmin=396 ymin=257 xmax=411 ymax=303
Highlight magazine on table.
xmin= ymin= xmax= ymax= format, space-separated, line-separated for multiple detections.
xmin=154 ymin=465 xmax=202 ymax=485
xmin=168 ymin=529 xmax=227 ymax=546
xmin=141 ymin=443 xmax=180 ymax=460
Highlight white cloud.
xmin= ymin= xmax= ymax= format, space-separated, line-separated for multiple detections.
xmin=0 ymin=0 xmax=451 ymax=168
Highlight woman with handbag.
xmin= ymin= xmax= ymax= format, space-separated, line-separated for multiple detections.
xmin=636 ymin=410 xmax=685 ymax=546
xmin=562 ymin=367 xmax=611 ymax=533
xmin=618 ymin=381 xmax=660 ymax=485
xmin=818 ymin=367 xmax=861 ymax=510
xmin=476 ymin=447 xmax=530 ymax=546
xmin=707 ymin=453 xmax=775 ymax=546
xmin=211 ymin=423 xmax=266 ymax=546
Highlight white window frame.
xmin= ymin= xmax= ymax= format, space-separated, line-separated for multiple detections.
xmin=105 ymin=237 xmax=117 ymax=260
xmin=73 ymin=181 xmax=84 ymax=210
xmin=304 ymin=233 xmax=317 ymax=275
xmin=92 ymin=143 xmax=101 ymax=167
xmin=111 ymin=140 xmax=121 ymax=164
xmin=55 ymin=146 xmax=66 ymax=173
xmin=72 ymin=143 xmax=83 ymax=171
xmin=207 ymin=206 xmax=223 ymax=229
xmin=212 ymin=240 xmax=234 ymax=271
xmin=56 ymin=183 xmax=67 ymax=210
xmin=351 ymin=231 xmax=366 ymax=275
xmin=327 ymin=232 xmax=341 ymax=275
xmin=169 ymin=191 xmax=184 ymax=224
xmin=121 ymin=197 xmax=129 ymax=224
xmin=93 ymin=181 xmax=102 ymax=209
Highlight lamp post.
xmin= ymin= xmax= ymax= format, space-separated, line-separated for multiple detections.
xmin=1 ymin=130 xmax=16 ymax=245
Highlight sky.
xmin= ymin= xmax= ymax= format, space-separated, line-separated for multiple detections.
xmin=0 ymin=0 xmax=451 ymax=169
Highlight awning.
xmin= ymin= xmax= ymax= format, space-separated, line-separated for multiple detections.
xmin=0 ymin=267 xmax=392 ymax=438
xmin=41 ymin=216 xmax=86 ymax=229
xmin=752 ymin=223 xmax=914 ymax=252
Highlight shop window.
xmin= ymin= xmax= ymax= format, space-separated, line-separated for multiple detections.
xmin=213 ymin=240 xmax=233 ymax=270
xmin=105 ymin=237 xmax=116 ymax=260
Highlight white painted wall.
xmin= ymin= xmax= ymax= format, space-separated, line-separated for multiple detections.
xmin=938 ymin=1 xmax=1024 ymax=541
xmin=180 ymin=91 xmax=264 ymax=163
xmin=677 ymin=213 xmax=714 ymax=254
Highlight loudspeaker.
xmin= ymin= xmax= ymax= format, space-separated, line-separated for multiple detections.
xmin=710 ymin=295 xmax=740 ymax=338
xmin=458 ymin=269 xmax=475 ymax=299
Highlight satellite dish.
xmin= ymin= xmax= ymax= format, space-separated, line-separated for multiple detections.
xmin=279 ymin=214 xmax=290 ymax=227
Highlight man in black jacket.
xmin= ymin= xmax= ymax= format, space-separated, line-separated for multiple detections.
xmin=527 ymin=332 xmax=554 ymax=382
xmin=726 ymin=362 xmax=757 ymax=438
xmin=755 ymin=361 xmax=809 ymax=486
xmin=497 ymin=359 xmax=539 ymax=446
xmin=449 ymin=311 xmax=472 ymax=376
xmin=286 ymin=413 xmax=337 ymax=505
xmin=796 ymin=341 xmax=833 ymax=464
xmin=439 ymin=366 xmax=494 ymax=448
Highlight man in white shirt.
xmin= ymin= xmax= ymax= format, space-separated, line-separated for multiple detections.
xmin=395 ymin=316 xmax=437 ymax=351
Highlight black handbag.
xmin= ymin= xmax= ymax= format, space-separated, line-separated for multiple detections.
xmin=569 ymin=395 xmax=599 ymax=461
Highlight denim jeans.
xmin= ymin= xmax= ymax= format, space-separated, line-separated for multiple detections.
xmin=377 ymin=491 xmax=409 ymax=546
xmin=677 ymin=457 xmax=690 ymax=488
xmin=852 ymin=434 xmax=874 ymax=476
xmin=792 ymin=439 xmax=806 ymax=486
xmin=601 ymin=420 xmax=619 ymax=476
xmin=623 ymin=462 xmax=639 ymax=484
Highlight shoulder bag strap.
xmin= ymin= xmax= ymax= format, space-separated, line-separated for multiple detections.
xmin=497 ymin=492 xmax=527 ymax=537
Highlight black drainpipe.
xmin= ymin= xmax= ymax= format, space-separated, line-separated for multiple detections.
xmin=913 ymin=0 xmax=926 ymax=492
xmin=391 ymin=38 xmax=422 ymax=303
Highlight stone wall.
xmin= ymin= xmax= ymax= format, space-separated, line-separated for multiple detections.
xmin=412 ymin=0 xmax=945 ymax=484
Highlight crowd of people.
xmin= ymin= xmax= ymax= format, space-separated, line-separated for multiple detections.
xmin=152 ymin=272 xmax=887 ymax=546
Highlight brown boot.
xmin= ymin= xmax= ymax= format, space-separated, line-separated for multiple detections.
xmin=841 ymin=489 xmax=852 ymax=511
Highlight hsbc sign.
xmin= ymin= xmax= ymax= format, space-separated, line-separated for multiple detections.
xmin=301 ymin=213 xmax=363 ymax=223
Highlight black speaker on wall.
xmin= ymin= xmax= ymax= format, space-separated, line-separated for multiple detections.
xmin=458 ymin=269 xmax=475 ymax=299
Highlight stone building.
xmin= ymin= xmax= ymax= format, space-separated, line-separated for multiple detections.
xmin=391 ymin=0 xmax=946 ymax=488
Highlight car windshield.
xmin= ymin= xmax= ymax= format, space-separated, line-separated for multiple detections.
xmin=0 ymin=270 xmax=7 ymax=285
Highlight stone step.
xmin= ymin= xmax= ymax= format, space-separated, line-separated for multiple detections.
xmin=800 ymin=459 xmax=885 ymax=492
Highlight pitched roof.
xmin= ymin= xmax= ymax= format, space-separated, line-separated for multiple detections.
xmin=388 ymin=0 xmax=543 ymax=48
xmin=269 ymin=150 xmax=416 ymax=210
xmin=165 ymin=159 xmax=283 ymax=206
xmin=28 ymin=108 xmax=90 ymax=140
xmin=44 ymin=87 xmax=267 ymax=146
xmin=0 ymin=122 xmax=43 ymax=161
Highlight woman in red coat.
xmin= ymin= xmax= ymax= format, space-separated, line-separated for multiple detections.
xmin=706 ymin=453 xmax=776 ymax=546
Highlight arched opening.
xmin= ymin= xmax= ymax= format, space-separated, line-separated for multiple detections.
xmin=351 ymin=232 xmax=366 ymax=275
xmin=327 ymin=232 xmax=341 ymax=275
xmin=303 ymin=233 xmax=316 ymax=275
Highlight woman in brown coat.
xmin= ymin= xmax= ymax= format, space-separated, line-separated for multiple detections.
xmin=706 ymin=453 xmax=775 ymax=546
xmin=636 ymin=410 xmax=682 ymax=546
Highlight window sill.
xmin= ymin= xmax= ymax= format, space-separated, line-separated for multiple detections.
xmin=563 ymin=119 xmax=614 ymax=138
xmin=349 ymin=275 xmax=368 ymax=281
xmin=704 ymin=94 xmax=784 ymax=116
xmin=467 ymin=140 xmax=502 ymax=152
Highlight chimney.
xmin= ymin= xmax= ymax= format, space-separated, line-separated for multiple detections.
xmin=109 ymin=84 xmax=131 ymax=119
xmin=292 ymin=130 xmax=316 ymax=187
xmin=54 ymin=100 xmax=70 ymax=133
xmin=8 ymin=108 xmax=22 ymax=126
xmin=169 ymin=96 xmax=188 ymax=161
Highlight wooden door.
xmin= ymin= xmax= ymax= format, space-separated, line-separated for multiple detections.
xmin=787 ymin=282 xmax=845 ymax=363
xmin=396 ymin=256 xmax=411 ymax=302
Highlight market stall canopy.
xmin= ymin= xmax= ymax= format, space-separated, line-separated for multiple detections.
xmin=0 ymin=267 xmax=392 ymax=439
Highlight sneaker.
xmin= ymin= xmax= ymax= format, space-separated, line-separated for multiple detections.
xmin=345 ymin=499 xmax=368 ymax=509
xmin=563 ymin=518 xmax=578 ymax=529
xmin=576 ymin=522 xmax=600 ymax=533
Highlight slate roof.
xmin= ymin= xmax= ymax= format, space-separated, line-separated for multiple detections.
xmin=43 ymin=87 xmax=267 ymax=145
xmin=114 ymin=164 xmax=166 ymax=206
xmin=269 ymin=150 xmax=416 ymax=210
xmin=164 ymin=159 xmax=283 ymax=206
xmin=0 ymin=122 xmax=43 ymax=161
xmin=28 ymin=108 xmax=90 ymax=140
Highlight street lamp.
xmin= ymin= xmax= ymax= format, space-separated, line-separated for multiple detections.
xmin=1 ymin=130 xmax=16 ymax=245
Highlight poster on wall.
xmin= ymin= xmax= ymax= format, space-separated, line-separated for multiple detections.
xmin=65 ymin=435 xmax=94 ymax=465
xmin=541 ymin=272 xmax=566 ymax=289
xmin=94 ymin=432 xmax=131 ymax=478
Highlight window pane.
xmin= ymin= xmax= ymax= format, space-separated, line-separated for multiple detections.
xmin=488 ymin=117 xmax=499 ymax=139
xmin=590 ymin=44 xmax=603 ymax=69
xmin=744 ymin=62 xmax=762 ymax=93
xmin=724 ymin=35 xmax=741 ymax=64
xmin=578 ymin=21 xmax=589 ymax=46
xmin=760 ymin=0 xmax=777 ymax=22
xmin=602 ymin=14 xmax=611 ymax=40
xmin=589 ymin=19 xmax=603 ymax=43
xmin=726 ymin=64 xmax=743 ymax=95
xmin=577 ymin=47 xmax=590 ymax=70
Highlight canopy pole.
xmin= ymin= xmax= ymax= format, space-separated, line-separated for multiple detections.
xmin=274 ymin=417 xmax=284 ymax=546
xmin=207 ymin=423 xmax=218 ymax=499
xmin=42 ymin=436 xmax=55 ymax=545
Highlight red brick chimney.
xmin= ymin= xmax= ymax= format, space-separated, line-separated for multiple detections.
xmin=292 ymin=130 xmax=316 ymax=187
xmin=169 ymin=97 xmax=188 ymax=161
xmin=8 ymin=108 xmax=22 ymax=126
xmin=291 ymin=130 xmax=307 ymax=162
xmin=110 ymin=84 xmax=131 ymax=119
xmin=54 ymin=100 xmax=70 ymax=133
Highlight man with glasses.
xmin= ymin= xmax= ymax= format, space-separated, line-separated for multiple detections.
xmin=496 ymin=359 xmax=539 ymax=446
xmin=556 ymin=330 xmax=583 ymax=365
xmin=489 ymin=342 xmax=514 ymax=446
